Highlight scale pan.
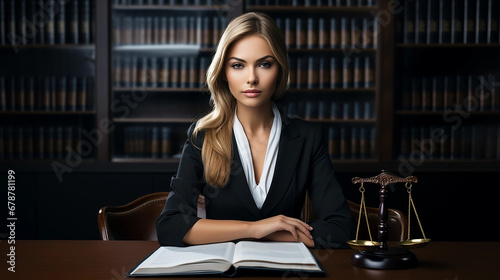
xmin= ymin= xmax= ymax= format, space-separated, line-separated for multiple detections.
xmin=347 ymin=240 xmax=380 ymax=250
xmin=399 ymin=238 xmax=431 ymax=249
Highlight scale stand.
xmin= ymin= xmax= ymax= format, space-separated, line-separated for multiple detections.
xmin=350 ymin=170 xmax=419 ymax=270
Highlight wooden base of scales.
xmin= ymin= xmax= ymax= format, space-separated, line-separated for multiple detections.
xmin=348 ymin=171 xmax=430 ymax=270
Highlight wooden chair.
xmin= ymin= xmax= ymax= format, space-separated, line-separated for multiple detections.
xmin=97 ymin=192 xmax=169 ymax=241
xmin=301 ymin=194 xmax=408 ymax=242
xmin=98 ymin=192 xmax=407 ymax=242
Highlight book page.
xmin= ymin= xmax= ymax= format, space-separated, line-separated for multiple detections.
xmin=232 ymin=241 xmax=321 ymax=271
xmin=130 ymin=242 xmax=235 ymax=275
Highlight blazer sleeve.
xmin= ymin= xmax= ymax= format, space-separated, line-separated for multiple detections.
xmin=156 ymin=123 xmax=204 ymax=246
xmin=307 ymin=125 xmax=355 ymax=249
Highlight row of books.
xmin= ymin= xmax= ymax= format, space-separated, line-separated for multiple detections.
xmin=113 ymin=15 xmax=226 ymax=47
xmin=113 ymin=0 xmax=227 ymax=5
xmin=248 ymin=0 xmax=377 ymax=5
xmin=285 ymin=100 xmax=374 ymax=120
xmin=114 ymin=0 xmax=376 ymax=5
xmin=0 ymin=0 xmax=95 ymax=46
xmin=275 ymin=16 xmax=378 ymax=49
xmin=119 ymin=125 xmax=177 ymax=158
xmin=327 ymin=125 xmax=376 ymax=159
xmin=0 ymin=125 xmax=91 ymax=159
xmin=0 ymin=76 xmax=93 ymax=112
xmin=113 ymin=54 xmax=375 ymax=89
xmin=401 ymin=74 xmax=500 ymax=112
xmin=113 ymin=55 xmax=209 ymax=88
xmin=289 ymin=55 xmax=375 ymax=89
xmin=400 ymin=124 xmax=500 ymax=160
xmin=398 ymin=0 xmax=499 ymax=44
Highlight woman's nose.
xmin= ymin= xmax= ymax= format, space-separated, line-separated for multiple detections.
xmin=246 ymin=68 xmax=258 ymax=85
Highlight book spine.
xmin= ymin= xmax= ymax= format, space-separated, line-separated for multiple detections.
xmin=422 ymin=76 xmax=432 ymax=111
xmin=488 ymin=0 xmax=499 ymax=43
xmin=342 ymin=57 xmax=353 ymax=88
xmin=70 ymin=0 xmax=78 ymax=44
xmin=432 ymin=76 xmax=444 ymax=111
xmin=16 ymin=77 xmax=25 ymax=111
xmin=180 ymin=57 xmax=188 ymax=88
xmin=353 ymin=57 xmax=362 ymax=88
xmin=77 ymin=77 xmax=87 ymax=111
xmin=415 ymin=0 xmax=427 ymax=43
xmin=476 ymin=0 xmax=488 ymax=43
xmin=80 ymin=0 xmax=90 ymax=44
xmin=160 ymin=57 xmax=169 ymax=88
xmin=330 ymin=18 xmax=339 ymax=48
xmin=411 ymin=77 xmax=422 ymax=111
xmin=56 ymin=77 xmax=66 ymax=111
xmin=0 ymin=0 xmax=5 ymax=45
xmin=318 ymin=56 xmax=328 ymax=89
xmin=404 ymin=0 xmax=416 ymax=43
xmin=307 ymin=17 xmax=318 ymax=49
xmin=318 ymin=17 xmax=328 ymax=48
xmin=444 ymin=75 xmax=456 ymax=110
xmin=57 ymin=0 xmax=66 ymax=44
xmin=464 ymin=0 xmax=476 ymax=43
xmin=330 ymin=56 xmax=341 ymax=88
xmin=350 ymin=127 xmax=359 ymax=159
xmin=170 ymin=57 xmax=179 ymax=88
xmin=340 ymin=17 xmax=350 ymax=47
xmin=0 ymin=77 xmax=6 ymax=111
xmin=402 ymin=76 xmax=411 ymax=110
xmin=451 ymin=0 xmax=464 ymax=43
xmin=427 ymin=0 xmax=439 ymax=43
xmin=440 ymin=0 xmax=452 ymax=43
xmin=307 ymin=56 xmax=318 ymax=89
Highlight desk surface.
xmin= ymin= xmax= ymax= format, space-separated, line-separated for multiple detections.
xmin=1 ymin=240 xmax=499 ymax=280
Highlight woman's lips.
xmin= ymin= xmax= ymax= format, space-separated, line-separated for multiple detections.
xmin=242 ymin=89 xmax=261 ymax=97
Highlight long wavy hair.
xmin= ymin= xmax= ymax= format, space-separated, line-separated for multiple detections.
xmin=193 ymin=12 xmax=289 ymax=188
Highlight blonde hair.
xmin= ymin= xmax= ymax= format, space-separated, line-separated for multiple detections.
xmin=193 ymin=12 xmax=289 ymax=187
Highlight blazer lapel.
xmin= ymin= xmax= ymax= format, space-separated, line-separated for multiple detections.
xmin=228 ymin=134 xmax=261 ymax=216
xmin=260 ymin=115 xmax=304 ymax=216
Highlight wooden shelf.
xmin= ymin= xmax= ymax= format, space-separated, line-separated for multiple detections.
xmin=112 ymin=158 xmax=181 ymax=163
xmin=397 ymin=43 xmax=500 ymax=48
xmin=288 ymin=48 xmax=376 ymax=53
xmin=305 ymin=118 xmax=376 ymax=123
xmin=112 ymin=4 xmax=231 ymax=11
xmin=0 ymin=111 xmax=96 ymax=115
xmin=286 ymin=88 xmax=376 ymax=94
xmin=112 ymin=44 xmax=215 ymax=53
xmin=113 ymin=118 xmax=195 ymax=123
xmin=113 ymin=87 xmax=207 ymax=93
xmin=396 ymin=110 xmax=500 ymax=116
xmin=247 ymin=5 xmax=376 ymax=14
xmin=0 ymin=44 xmax=94 ymax=50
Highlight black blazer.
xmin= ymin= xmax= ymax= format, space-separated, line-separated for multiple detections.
xmin=156 ymin=113 xmax=354 ymax=248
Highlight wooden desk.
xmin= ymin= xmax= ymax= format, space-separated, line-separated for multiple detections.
xmin=1 ymin=241 xmax=499 ymax=280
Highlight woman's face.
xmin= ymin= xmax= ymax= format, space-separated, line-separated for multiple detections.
xmin=225 ymin=35 xmax=279 ymax=110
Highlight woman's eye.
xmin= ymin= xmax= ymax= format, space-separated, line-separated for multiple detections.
xmin=259 ymin=61 xmax=272 ymax=68
xmin=231 ymin=63 xmax=243 ymax=69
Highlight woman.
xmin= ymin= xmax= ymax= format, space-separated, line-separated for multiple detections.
xmin=156 ymin=12 xmax=354 ymax=249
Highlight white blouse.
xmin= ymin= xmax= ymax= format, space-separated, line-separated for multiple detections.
xmin=233 ymin=103 xmax=282 ymax=209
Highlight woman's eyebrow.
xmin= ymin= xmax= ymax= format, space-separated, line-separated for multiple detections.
xmin=227 ymin=55 xmax=275 ymax=63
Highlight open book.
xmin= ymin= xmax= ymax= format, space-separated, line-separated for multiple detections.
xmin=127 ymin=241 xmax=324 ymax=277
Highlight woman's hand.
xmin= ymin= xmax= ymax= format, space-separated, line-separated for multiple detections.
xmin=249 ymin=215 xmax=313 ymax=241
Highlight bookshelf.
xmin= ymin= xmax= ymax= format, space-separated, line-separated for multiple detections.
xmin=0 ymin=0 xmax=97 ymax=162
xmin=392 ymin=0 xmax=500 ymax=169
xmin=1 ymin=0 xmax=499 ymax=173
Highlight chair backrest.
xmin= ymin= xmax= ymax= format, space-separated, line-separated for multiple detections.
xmin=301 ymin=193 xmax=408 ymax=242
xmin=98 ymin=192 xmax=168 ymax=241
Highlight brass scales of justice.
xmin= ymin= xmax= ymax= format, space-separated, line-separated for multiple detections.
xmin=347 ymin=170 xmax=430 ymax=270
